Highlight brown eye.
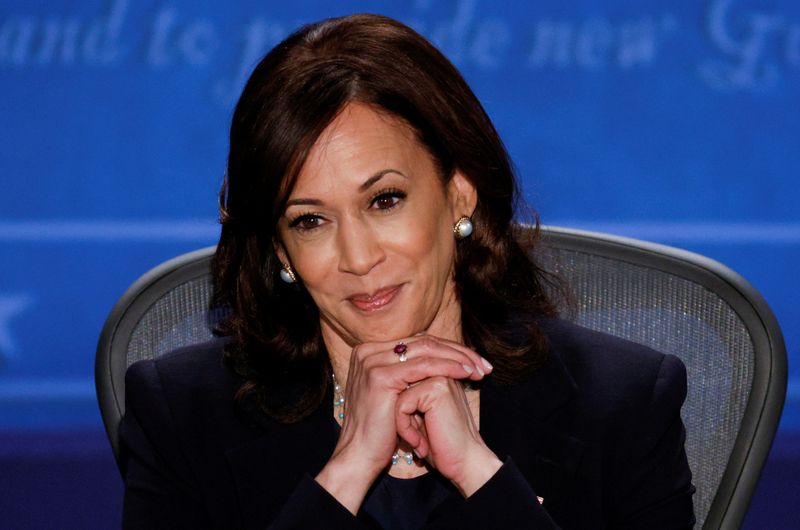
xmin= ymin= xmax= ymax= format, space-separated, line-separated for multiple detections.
xmin=298 ymin=217 xmax=321 ymax=229
xmin=370 ymin=190 xmax=406 ymax=210
xmin=289 ymin=214 xmax=324 ymax=231
xmin=374 ymin=195 xmax=399 ymax=209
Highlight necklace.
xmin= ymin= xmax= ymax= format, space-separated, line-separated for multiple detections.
xmin=331 ymin=373 xmax=415 ymax=466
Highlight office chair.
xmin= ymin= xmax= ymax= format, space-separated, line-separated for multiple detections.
xmin=96 ymin=226 xmax=787 ymax=529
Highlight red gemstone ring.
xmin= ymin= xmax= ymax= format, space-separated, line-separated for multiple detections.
xmin=394 ymin=342 xmax=408 ymax=362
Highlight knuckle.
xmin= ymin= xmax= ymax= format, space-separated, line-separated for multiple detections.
xmin=430 ymin=376 xmax=449 ymax=392
xmin=361 ymin=355 xmax=377 ymax=370
xmin=367 ymin=366 xmax=387 ymax=386
xmin=395 ymin=398 xmax=409 ymax=414
xmin=351 ymin=343 xmax=367 ymax=361
xmin=415 ymin=337 xmax=436 ymax=352
xmin=415 ymin=357 xmax=433 ymax=371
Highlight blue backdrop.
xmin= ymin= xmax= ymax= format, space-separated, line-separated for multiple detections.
xmin=1 ymin=0 xmax=797 ymax=527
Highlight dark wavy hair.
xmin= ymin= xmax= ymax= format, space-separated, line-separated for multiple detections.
xmin=214 ymin=14 xmax=559 ymax=422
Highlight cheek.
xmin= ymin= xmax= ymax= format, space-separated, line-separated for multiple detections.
xmin=380 ymin=206 xmax=435 ymax=249
xmin=395 ymin=210 xmax=455 ymax=278
xmin=284 ymin=238 xmax=339 ymax=291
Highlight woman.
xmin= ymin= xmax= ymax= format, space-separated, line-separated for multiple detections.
xmin=120 ymin=14 xmax=695 ymax=529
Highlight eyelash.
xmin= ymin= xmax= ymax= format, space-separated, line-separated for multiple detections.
xmin=368 ymin=188 xmax=407 ymax=210
xmin=287 ymin=188 xmax=407 ymax=232
xmin=288 ymin=211 xmax=324 ymax=231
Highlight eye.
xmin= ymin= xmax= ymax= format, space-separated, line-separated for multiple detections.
xmin=369 ymin=189 xmax=407 ymax=211
xmin=288 ymin=213 xmax=325 ymax=231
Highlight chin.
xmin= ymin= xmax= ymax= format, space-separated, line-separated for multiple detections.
xmin=350 ymin=315 xmax=420 ymax=343
xmin=355 ymin=325 xmax=412 ymax=344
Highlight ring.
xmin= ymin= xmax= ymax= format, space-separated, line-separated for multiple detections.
xmin=394 ymin=342 xmax=408 ymax=363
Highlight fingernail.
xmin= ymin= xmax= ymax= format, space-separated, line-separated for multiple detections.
xmin=413 ymin=449 xmax=422 ymax=459
xmin=462 ymin=363 xmax=474 ymax=374
xmin=482 ymin=358 xmax=493 ymax=371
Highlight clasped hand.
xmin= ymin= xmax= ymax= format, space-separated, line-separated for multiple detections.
xmin=317 ymin=335 xmax=503 ymax=513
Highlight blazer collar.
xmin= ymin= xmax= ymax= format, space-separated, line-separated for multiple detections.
xmin=225 ymin=384 xmax=340 ymax=528
xmin=480 ymin=343 xmax=585 ymax=506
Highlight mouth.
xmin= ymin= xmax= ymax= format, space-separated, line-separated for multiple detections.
xmin=347 ymin=284 xmax=404 ymax=312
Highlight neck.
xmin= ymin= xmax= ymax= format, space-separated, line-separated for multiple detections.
xmin=320 ymin=324 xmax=356 ymax=391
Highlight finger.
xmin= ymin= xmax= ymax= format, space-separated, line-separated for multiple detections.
xmin=396 ymin=378 xmax=471 ymax=463
xmin=353 ymin=336 xmax=490 ymax=380
xmin=395 ymin=357 xmax=480 ymax=387
xmin=395 ymin=405 xmax=424 ymax=450
xmin=395 ymin=379 xmax=457 ymax=458
xmin=373 ymin=339 xmax=484 ymax=381
xmin=363 ymin=357 xmax=473 ymax=394
xmin=413 ymin=335 xmax=493 ymax=375
xmin=412 ymin=413 xmax=429 ymax=456
xmin=396 ymin=400 xmax=431 ymax=458
xmin=411 ymin=414 xmax=430 ymax=458
xmin=403 ymin=336 xmax=491 ymax=378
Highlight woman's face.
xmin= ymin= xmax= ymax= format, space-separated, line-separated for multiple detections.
xmin=276 ymin=103 xmax=476 ymax=351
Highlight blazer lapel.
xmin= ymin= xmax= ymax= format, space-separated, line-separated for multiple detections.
xmin=481 ymin=350 xmax=586 ymax=509
xmin=225 ymin=387 xmax=339 ymax=530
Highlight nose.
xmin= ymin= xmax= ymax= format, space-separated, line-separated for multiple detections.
xmin=336 ymin=216 xmax=385 ymax=275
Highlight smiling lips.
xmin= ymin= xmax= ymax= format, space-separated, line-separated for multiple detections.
xmin=348 ymin=285 xmax=403 ymax=312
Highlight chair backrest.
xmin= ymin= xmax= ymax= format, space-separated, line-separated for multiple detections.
xmin=96 ymin=226 xmax=786 ymax=529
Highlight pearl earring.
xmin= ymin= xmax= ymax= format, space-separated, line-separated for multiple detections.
xmin=453 ymin=216 xmax=474 ymax=240
xmin=279 ymin=264 xmax=297 ymax=283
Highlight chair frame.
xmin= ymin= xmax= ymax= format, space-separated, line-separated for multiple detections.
xmin=96 ymin=246 xmax=216 ymax=464
xmin=95 ymin=226 xmax=787 ymax=529
xmin=538 ymin=227 xmax=786 ymax=529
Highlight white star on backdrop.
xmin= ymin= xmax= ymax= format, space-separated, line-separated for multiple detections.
xmin=0 ymin=294 xmax=33 ymax=362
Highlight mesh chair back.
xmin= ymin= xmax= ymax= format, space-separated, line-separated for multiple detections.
xmin=537 ymin=227 xmax=785 ymax=529
xmin=96 ymin=226 xmax=786 ymax=529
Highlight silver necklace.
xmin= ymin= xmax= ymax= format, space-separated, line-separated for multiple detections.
xmin=331 ymin=373 xmax=415 ymax=466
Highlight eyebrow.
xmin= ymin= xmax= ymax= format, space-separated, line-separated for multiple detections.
xmin=284 ymin=169 xmax=407 ymax=208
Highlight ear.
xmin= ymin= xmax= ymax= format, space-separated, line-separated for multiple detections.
xmin=447 ymin=170 xmax=478 ymax=221
xmin=273 ymin=238 xmax=290 ymax=267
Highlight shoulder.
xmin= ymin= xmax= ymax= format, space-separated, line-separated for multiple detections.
xmin=126 ymin=337 xmax=235 ymax=394
xmin=536 ymin=318 xmax=687 ymax=421
xmin=123 ymin=337 xmax=248 ymax=438
xmin=125 ymin=337 xmax=237 ymax=398
xmin=538 ymin=317 xmax=686 ymax=378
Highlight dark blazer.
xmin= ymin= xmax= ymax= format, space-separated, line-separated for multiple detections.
xmin=120 ymin=318 xmax=695 ymax=529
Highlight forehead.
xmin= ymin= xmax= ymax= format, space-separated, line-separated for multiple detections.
xmin=289 ymin=103 xmax=429 ymax=195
